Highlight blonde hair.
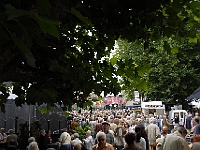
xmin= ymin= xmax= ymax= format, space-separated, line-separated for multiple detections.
xmin=28 ymin=142 xmax=39 ymax=150
xmin=96 ymin=131 xmax=106 ymax=142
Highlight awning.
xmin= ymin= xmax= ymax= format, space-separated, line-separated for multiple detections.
xmin=187 ymin=86 xmax=200 ymax=100
xmin=125 ymin=105 xmax=141 ymax=108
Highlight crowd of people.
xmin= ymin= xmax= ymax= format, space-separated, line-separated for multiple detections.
xmin=1 ymin=109 xmax=200 ymax=150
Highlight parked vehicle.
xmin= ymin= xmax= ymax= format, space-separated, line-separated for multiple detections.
xmin=169 ymin=109 xmax=188 ymax=126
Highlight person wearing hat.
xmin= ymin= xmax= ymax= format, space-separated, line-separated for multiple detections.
xmin=96 ymin=121 xmax=114 ymax=146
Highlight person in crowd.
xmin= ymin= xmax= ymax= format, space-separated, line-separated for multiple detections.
xmin=28 ymin=137 xmax=35 ymax=143
xmin=134 ymin=126 xmax=146 ymax=150
xmin=157 ymin=116 xmax=162 ymax=131
xmin=170 ymin=125 xmax=177 ymax=133
xmin=0 ymin=128 xmax=7 ymax=143
xmin=71 ymin=133 xmax=82 ymax=147
xmin=94 ymin=119 xmax=103 ymax=136
xmin=28 ymin=141 xmax=39 ymax=150
xmin=88 ymin=117 xmax=97 ymax=138
xmin=73 ymin=143 xmax=82 ymax=150
xmin=71 ymin=118 xmax=79 ymax=130
xmin=124 ymin=122 xmax=130 ymax=134
xmin=155 ymin=126 xmax=169 ymax=150
xmin=162 ymin=116 xmax=170 ymax=132
xmin=123 ymin=133 xmax=141 ymax=150
xmin=144 ymin=118 xmax=150 ymax=128
xmin=59 ymin=130 xmax=72 ymax=150
xmin=68 ymin=129 xmax=74 ymax=140
xmin=160 ymin=126 xmax=168 ymax=138
xmin=138 ymin=124 xmax=149 ymax=150
xmin=83 ymin=130 xmax=93 ymax=150
xmin=92 ymin=132 xmax=114 ymax=150
xmin=100 ymin=121 xmax=114 ymax=146
xmin=46 ymin=130 xmax=53 ymax=144
xmin=189 ymin=136 xmax=194 ymax=149
xmin=27 ymin=137 xmax=36 ymax=150
xmin=192 ymin=112 xmax=200 ymax=128
xmin=110 ymin=118 xmax=117 ymax=133
xmin=191 ymin=135 xmax=200 ymax=150
xmin=186 ymin=114 xmax=192 ymax=134
xmin=114 ymin=118 xmax=125 ymax=150
xmin=6 ymin=129 xmax=18 ymax=146
xmin=6 ymin=140 xmax=18 ymax=150
xmin=174 ymin=114 xmax=179 ymax=126
xmin=38 ymin=129 xmax=47 ymax=150
xmin=129 ymin=120 xmax=137 ymax=133
xmin=193 ymin=118 xmax=200 ymax=135
xmin=145 ymin=119 xmax=160 ymax=150
xmin=162 ymin=126 xmax=190 ymax=150
xmin=79 ymin=118 xmax=86 ymax=127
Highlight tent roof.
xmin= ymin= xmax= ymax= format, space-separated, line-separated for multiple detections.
xmin=188 ymin=87 xmax=200 ymax=100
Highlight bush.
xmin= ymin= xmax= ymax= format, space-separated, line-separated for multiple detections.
xmin=73 ymin=123 xmax=91 ymax=140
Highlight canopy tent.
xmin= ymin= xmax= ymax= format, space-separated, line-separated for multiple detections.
xmin=188 ymin=86 xmax=200 ymax=100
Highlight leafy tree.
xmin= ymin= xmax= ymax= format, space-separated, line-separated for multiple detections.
xmin=1 ymin=0 xmax=200 ymax=111
xmin=115 ymin=38 xmax=200 ymax=109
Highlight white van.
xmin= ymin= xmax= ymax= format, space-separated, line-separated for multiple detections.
xmin=169 ymin=110 xmax=188 ymax=126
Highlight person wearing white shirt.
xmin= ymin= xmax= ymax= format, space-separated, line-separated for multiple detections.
xmin=128 ymin=120 xmax=136 ymax=133
xmin=83 ymin=130 xmax=94 ymax=150
xmin=71 ymin=133 xmax=82 ymax=146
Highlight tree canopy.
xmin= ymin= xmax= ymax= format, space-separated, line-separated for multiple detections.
xmin=1 ymin=0 xmax=200 ymax=111
xmin=115 ymin=38 xmax=200 ymax=109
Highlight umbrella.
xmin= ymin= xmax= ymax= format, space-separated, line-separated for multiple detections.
xmin=187 ymin=86 xmax=200 ymax=100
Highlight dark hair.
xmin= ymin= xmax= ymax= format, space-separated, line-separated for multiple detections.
xmin=177 ymin=127 xmax=187 ymax=135
xmin=135 ymin=126 xmax=141 ymax=143
xmin=137 ymin=124 xmax=149 ymax=149
xmin=67 ymin=129 xmax=74 ymax=134
xmin=9 ymin=140 xmax=18 ymax=146
xmin=124 ymin=133 xmax=136 ymax=145
xmin=137 ymin=124 xmax=147 ymax=139
xmin=195 ymin=118 xmax=199 ymax=124
xmin=125 ymin=123 xmax=130 ymax=128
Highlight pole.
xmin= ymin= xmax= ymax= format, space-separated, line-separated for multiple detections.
xmin=28 ymin=105 xmax=31 ymax=137
xmin=4 ymin=120 xmax=6 ymax=131
xmin=47 ymin=120 xmax=50 ymax=131
xmin=15 ymin=117 xmax=18 ymax=134
xmin=59 ymin=120 xmax=61 ymax=135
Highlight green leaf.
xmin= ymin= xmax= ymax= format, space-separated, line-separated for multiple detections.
xmin=4 ymin=4 xmax=28 ymax=20
xmin=110 ymin=56 xmax=118 ymax=66
xmin=71 ymin=7 xmax=93 ymax=27
xmin=171 ymin=47 xmax=179 ymax=54
xmin=138 ymin=64 xmax=150 ymax=77
xmin=83 ymin=101 xmax=93 ymax=108
xmin=190 ymin=1 xmax=200 ymax=10
xmin=31 ymin=12 xmax=60 ymax=39
xmin=63 ymin=111 xmax=70 ymax=118
xmin=189 ymin=37 xmax=197 ymax=43
xmin=194 ymin=16 xmax=200 ymax=22
xmin=2 ymin=22 xmax=36 ymax=67
xmin=39 ymin=106 xmax=47 ymax=114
